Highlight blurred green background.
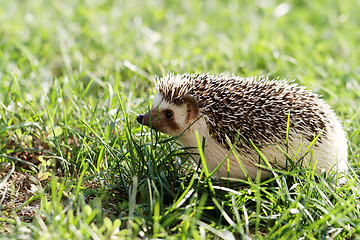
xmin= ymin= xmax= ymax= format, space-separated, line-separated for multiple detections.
xmin=1 ymin=0 xmax=359 ymax=104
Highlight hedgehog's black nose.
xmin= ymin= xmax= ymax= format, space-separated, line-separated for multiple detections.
xmin=137 ymin=114 xmax=144 ymax=124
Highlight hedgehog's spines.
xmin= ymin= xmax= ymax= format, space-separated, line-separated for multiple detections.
xmin=155 ymin=73 xmax=337 ymax=150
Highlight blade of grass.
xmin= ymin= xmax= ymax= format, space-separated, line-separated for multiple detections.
xmin=195 ymin=131 xmax=215 ymax=196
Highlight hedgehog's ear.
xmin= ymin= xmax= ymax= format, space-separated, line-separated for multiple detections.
xmin=182 ymin=94 xmax=199 ymax=123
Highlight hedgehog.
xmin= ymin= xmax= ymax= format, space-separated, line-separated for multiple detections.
xmin=136 ymin=73 xmax=348 ymax=181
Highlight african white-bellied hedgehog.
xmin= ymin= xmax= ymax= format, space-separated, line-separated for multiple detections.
xmin=137 ymin=73 xmax=348 ymax=181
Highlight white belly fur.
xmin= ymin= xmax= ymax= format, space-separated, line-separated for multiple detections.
xmin=177 ymin=118 xmax=348 ymax=181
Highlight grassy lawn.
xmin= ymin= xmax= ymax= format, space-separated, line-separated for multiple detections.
xmin=1 ymin=0 xmax=360 ymax=239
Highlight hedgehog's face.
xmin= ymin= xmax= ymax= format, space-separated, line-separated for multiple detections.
xmin=137 ymin=93 xmax=199 ymax=136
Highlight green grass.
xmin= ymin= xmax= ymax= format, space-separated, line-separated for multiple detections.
xmin=0 ymin=0 xmax=360 ymax=239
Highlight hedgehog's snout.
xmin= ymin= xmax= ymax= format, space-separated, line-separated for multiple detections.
xmin=137 ymin=113 xmax=150 ymax=127
xmin=136 ymin=114 xmax=144 ymax=124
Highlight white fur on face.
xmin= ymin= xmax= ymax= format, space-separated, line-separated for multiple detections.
xmin=151 ymin=93 xmax=193 ymax=136
xmin=152 ymin=93 xmax=164 ymax=109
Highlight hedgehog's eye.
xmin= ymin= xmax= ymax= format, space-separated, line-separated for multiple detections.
xmin=165 ymin=110 xmax=173 ymax=119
